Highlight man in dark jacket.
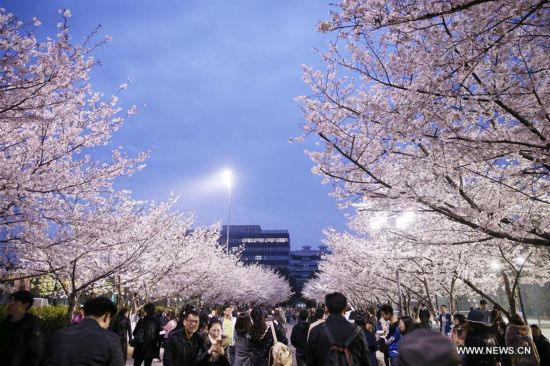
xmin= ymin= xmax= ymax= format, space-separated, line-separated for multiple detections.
xmin=163 ymin=310 xmax=210 ymax=366
xmin=291 ymin=309 xmax=310 ymax=366
xmin=306 ymin=292 xmax=370 ymax=366
xmin=133 ymin=303 xmax=161 ymax=366
xmin=0 ymin=290 xmax=44 ymax=366
xmin=43 ymin=296 xmax=123 ymax=366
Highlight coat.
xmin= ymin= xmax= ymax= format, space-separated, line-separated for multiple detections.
xmin=163 ymin=329 xmax=208 ymax=366
xmin=110 ymin=316 xmax=132 ymax=360
xmin=0 ymin=313 xmax=44 ymax=366
xmin=306 ymin=314 xmax=371 ymax=366
xmin=533 ymin=334 xmax=550 ymax=366
xmin=233 ymin=332 xmax=251 ymax=366
xmin=133 ymin=315 xmax=160 ymax=360
xmin=249 ymin=322 xmax=288 ymax=366
xmin=290 ymin=321 xmax=309 ymax=357
xmin=439 ymin=313 xmax=452 ymax=335
xmin=43 ymin=317 xmax=124 ymax=366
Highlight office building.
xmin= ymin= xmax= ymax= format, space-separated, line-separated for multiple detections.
xmin=288 ymin=245 xmax=329 ymax=290
xmin=220 ymin=225 xmax=290 ymax=272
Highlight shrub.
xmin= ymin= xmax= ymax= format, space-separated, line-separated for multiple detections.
xmin=0 ymin=305 xmax=68 ymax=343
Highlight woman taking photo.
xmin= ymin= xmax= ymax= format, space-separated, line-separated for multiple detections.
xmin=200 ymin=318 xmax=230 ymax=366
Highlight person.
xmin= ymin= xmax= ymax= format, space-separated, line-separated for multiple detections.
xmin=505 ymin=314 xmax=540 ymax=366
xmin=478 ymin=299 xmax=491 ymax=324
xmin=110 ymin=307 xmax=133 ymax=361
xmin=233 ymin=313 xmax=252 ymax=366
xmin=463 ymin=309 xmax=499 ymax=366
xmin=397 ymin=328 xmax=462 ymax=366
xmin=398 ymin=316 xmax=416 ymax=336
xmin=285 ymin=308 xmax=293 ymax=325
xmin=163 ymin=309 xmax=209 ymax=366
xmin=490 ymin=309 xmax=510 ymax=365
xmin=201 ymin=318 xmax=230 ymax=365
xmin=290 ymin=309 xmax=310 ymax=366
xmin=133 ymin=303 xmax=161 ymax=366
xmin=248 ymin=307 xmax=288 ymax=366
xmin=450 ymin=313 xmax=466 ymax=346
xmin=530 ymin=324 xmax=550 ymax=366
xmin=307 ymin=307 xmax=326 ymax=339
xmin=43 ymin=296 xmax=123 ymax=366
xmin=71 ymin=305 xmax=85 ymax=325
xmin=439 ymin=305 xmax=452 ymax=336
xmin=0 ymin=290 xmax=44 ymax=366
xmin=306 ymin=292 xmax=370 ymax=366
xmin=366 ymin=307 xmax=377 ymax=334
xmin=418 ymin=303 xmax=431 ymax=329
xmin=380 ymin=304 xmax=400 ymax=366
xmin=355 ymin=315 xmax=378 ymax=366
xmin=221 ymin=304 xmax=236 ymax=364
xmin=163 ymin=312 xmax=178 ymax=343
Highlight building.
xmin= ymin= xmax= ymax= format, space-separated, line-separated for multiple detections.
xmin=289 ymin=245 xmax=329 ymax=290
xmin=220 ymin=225 xmax=290 ymax=272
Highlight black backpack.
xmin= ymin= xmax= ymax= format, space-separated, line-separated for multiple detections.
xmin=322 ymin=323 xmax=361 ymax=366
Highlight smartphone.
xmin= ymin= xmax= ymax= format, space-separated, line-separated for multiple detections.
xmin=216 ymin=339 xmax=223 ymax=346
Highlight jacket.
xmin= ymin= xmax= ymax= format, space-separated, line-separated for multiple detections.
xmin=533 ymin=334 xmax=550 ymax=366
xmin=133 ymin=315 xmax=160 ymax=360
xmin=0 ymin=313 xmax=44 ymax=366
xmin=163 ymin=328 xmax=208 ymax=366
xmin=290 ymin=321 xmax=309 ymax=357
xmin=110 ymin=316 xmax=132 ymax=341
xmin=306 ymin=314 xmax=371 ymax=366
xmin=233 ymin=332 xmax=251 ymax=366
xmin=43 ymin=318 xmax=124 ymax=366
xmin=439 ymin=313 xmax=452 ymax=335
xmin=385 ymin=321 xmax=401 ymax=358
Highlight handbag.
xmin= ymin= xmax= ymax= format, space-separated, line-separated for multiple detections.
xmin=268 ymin=323 xmax=292 ymax=366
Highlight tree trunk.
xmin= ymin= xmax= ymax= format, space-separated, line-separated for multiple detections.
xmin=449 ymin=277 xmax=456 ymax=314
xmin=66 ymin=292 xmax=80 ymax=326
xmin=502 ymin=271 xmax=518 ymax=318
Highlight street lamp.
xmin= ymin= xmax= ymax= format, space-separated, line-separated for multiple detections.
xmin=222 ymin=169 xmax=232 ymax=255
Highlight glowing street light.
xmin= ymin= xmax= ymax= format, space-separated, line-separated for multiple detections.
xmin=396 ymin=211 xmax=415 ymax=229
xmin=370 ymin=215 xmax=388 ymax=231
xmin=490 ymin=261 xmax=503 ymax=271
xmin=222 ymin=169 xmax=232 ymax=189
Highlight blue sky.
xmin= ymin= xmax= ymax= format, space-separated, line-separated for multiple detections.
xmin=3 ymin=0 xmax=348 ymax=249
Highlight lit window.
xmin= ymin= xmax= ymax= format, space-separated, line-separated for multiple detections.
xmin=254 ymin=255 xmax=262 ymax=260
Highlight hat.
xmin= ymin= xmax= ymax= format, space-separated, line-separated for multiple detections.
xmin=466 ymin=309 xmax=487 ymax=324
xmin=397 ymin=329 xmax=461 ymax=366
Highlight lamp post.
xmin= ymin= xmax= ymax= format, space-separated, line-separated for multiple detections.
xmin=222 ymin=169 xmax=232 ymax=255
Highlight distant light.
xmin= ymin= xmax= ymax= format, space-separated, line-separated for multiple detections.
xmin=515 ymin=256 xmax=526 ymax=266
xmin=490 ymin=261 xmax=502 ymax=271
xmin=370 ymin=214 xmax=388 ymax=231
xmin=222 ymin=169 xmax=232 ymax=189
xmin=396 ymin=211 xmax=415 ymax=229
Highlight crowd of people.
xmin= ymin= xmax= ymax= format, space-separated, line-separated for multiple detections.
xmin=1 ymin=290 xmax=549 ymax=366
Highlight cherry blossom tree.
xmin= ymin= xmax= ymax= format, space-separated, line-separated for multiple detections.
xmin=298 ymin=0 xmax=549 ymax=248
xmin=0 ymin=8 xmax=145 ymax=264
xmin=303 ymin=210 xmax=550 ymax=320
xmin=0 ymin=9 xmax=291 ymax=319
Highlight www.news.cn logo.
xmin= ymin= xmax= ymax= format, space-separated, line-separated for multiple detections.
xmin=457 ymin=347 xmax=532 ymax=355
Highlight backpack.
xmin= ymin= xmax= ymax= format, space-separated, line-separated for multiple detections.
xmin=268 ymin=323 xmax=292 ymax=366
xmin=322 ymin=323 xmax=361 ymax=366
